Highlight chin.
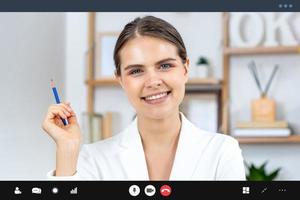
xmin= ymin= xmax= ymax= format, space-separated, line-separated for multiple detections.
xmin=142 ymin=107 xmax=176 ymax=120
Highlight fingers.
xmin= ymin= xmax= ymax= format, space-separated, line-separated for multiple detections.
xmin=44 ymin=106 xmax=70 ymax=129
xmin=42 ymin=102 xmax=82 ymax=144
xmin=60 ymin=102 xmax=78 ymax=125
xmin=48 ymin=102 xmax=78 ymax=124
xmin=67 ymin=112 xmax=78 ymax=125
xmin=60 ymin=102 xmax=73 ymax=113
xmin=42 ymin=102 xmax=78 ymax=132
xmin=47 ymin=106 xmax=69 ymax=120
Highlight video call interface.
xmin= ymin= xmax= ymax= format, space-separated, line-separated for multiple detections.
xmin=0 ymin=0 xmax=299 ymax=199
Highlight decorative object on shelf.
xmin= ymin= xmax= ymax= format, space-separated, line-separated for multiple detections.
xmin=245 ymin=161 xmax=281 ymax=181
xmin=233 ymin=61 xmax=291 ymax=137
xmin=194 ymin=56 xmax=210 ymax=79
xmin=229 ymin=13 xmax=298 ymax=48
xmin=263 ymin=13 xmax=298 ymax=47
xmin=223 ymin=12 xmax=300 ymax=137
xmin=230 ymin=13 xmax=264 ymax=47
xmin=248 ymin=61 xmax=279 ymax=122
xmin=95 ymin=32 xmax=120 ymax=79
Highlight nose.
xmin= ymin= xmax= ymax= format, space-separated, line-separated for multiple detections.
xmin=145 ymin=72 xmax=163 ymax=89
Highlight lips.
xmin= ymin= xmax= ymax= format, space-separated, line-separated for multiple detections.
xmin=141 ymin=91 xmax=171 ymax=105
xmin=141 ymin=91 xmax=171 ymax=100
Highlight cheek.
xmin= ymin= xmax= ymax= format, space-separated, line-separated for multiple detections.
xmin=122 ymin=78 xmax=142 ymax=102
xmin=168 ymin=73 xmax=186 ymax=99
xmin=168 ymin=71 xmax=186 ymax=89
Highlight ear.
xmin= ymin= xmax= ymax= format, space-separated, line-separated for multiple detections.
xmin=183 ymin=58 xmax=190 ymax=83
xmin=115 ymin=70 xmax=124 ymax=89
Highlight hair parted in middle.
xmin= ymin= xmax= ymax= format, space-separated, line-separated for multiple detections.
xmin=113 ymin=15 xmax=188 ymax=76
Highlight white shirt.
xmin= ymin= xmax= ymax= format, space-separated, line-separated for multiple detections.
xmin=47 ymin=114 xmax=246 ymax=180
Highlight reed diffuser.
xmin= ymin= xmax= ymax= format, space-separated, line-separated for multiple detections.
xmin=248 ymin=61 xmax=279 ymax=122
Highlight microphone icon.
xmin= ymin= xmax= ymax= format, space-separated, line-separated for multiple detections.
xmin=129 ymin=185 xmax=140 ymax=196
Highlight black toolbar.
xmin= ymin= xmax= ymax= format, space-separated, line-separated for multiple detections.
xmin=1 ymin=181 xmax=299 ymax=200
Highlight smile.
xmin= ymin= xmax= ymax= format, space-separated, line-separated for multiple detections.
xmin=141 ymin=91 xmax=171 ymax=104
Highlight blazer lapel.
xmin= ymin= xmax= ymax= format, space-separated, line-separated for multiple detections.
xmin=169 ymin=114 xmax=208 ymax=180
xmin=118 ymin=118 xmax=149 ymax=180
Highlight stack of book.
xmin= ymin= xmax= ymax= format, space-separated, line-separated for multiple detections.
xmin=233 ymin=121 xmax=291 ymax=137
xmin=81 ymin=112 xmax=113 ymax=143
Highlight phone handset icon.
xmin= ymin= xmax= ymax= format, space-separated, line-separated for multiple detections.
xmin=160 ymin=185 xmax=172 ymax=197
xmin=161 ymin=188 xmax=170 ymax=193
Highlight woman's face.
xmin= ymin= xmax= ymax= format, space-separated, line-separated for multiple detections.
xmin=117 ymin=36 xmax=189 ymax=120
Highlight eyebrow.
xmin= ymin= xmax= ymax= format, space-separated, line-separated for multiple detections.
xmin=124 ymin=58 xmax=177 ymax=71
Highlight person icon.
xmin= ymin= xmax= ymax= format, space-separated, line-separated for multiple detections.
xmin=14 ymin=187 xmax=22 ymax=194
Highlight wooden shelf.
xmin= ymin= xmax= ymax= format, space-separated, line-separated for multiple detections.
xmin=235 ymin=135 xmax=300 ymax=144
xmin=86 ymin=78 xmax=119 ymax=86
xmin=224 ymin=46 xmax=300 ymax=55
xmin=187 ymin=78 xmax=220 ymax=85
xmin=186 ymin=78 xmax=222 ymax=93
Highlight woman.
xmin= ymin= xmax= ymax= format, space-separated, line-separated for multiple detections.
xmin=42 ymin=16 xmax=245 ymax=180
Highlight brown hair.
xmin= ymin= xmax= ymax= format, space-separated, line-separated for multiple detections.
xmin=113 ymin=16 xmax=188 ymax=76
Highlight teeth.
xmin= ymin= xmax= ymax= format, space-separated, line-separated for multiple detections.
xmin=145 ymin=92 xmax=167 ymax=100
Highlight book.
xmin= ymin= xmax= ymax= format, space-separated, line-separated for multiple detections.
xmin=91 ymin=114 xmax=102 ymax=142
xmin=236 ymin=121 xmax=288 ymax=129
xmin=81 ymin=112 xmax=103 ymax=143
xmin=102 ymin=112 xmax=113 ymax=139
xmin=232 ymin=128 xmax=291 ymax=137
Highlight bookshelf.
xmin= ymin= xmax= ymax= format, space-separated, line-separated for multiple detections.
xmin=86 ymin=12 xmax=300 ymax=143
xmin=222 ymin=12 xmax=300 ymax=144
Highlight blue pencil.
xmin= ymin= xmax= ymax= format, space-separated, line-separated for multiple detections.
xmin=51 ymin=79 xmax=68 ymax=126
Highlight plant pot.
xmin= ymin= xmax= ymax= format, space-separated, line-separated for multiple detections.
xmin=194 ymin=64 xmax=209 ymax=78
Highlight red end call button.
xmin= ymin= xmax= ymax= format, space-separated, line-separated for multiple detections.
xmin=160 ymin=185 xmax=171 ymax=197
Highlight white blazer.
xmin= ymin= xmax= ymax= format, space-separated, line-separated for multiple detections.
xmin=48 ymin=114 xmax=246 ymax=180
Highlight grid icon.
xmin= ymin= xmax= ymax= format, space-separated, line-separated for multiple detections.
xmin=242 ymin=187 xmax=250 ymax=194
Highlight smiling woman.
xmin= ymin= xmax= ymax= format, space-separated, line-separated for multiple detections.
xmin=42 ymin=16 xmax=246 ymax=180
xmin=116 ymin=36 xmax=188 ymax=121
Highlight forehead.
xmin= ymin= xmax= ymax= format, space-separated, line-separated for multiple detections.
xmin=119 ymin=36 xmax=179 ymax=66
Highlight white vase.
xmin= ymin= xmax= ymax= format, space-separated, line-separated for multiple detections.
xmin=194 ymin=64 xmax=209 ymax=78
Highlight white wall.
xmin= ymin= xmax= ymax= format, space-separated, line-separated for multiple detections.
xmin=0 ymin=13 xmax=65 ymax=179
xmin=64 ymin=13 xmax=89 ymax=142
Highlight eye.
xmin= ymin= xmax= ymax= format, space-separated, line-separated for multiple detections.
xmin=129 ymin=68 xmax=143 ymax=75
xmin=160 ymin=63 xmax=172 ymax=70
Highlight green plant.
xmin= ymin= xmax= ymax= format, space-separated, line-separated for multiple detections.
xmin=196 ymin=56 xmax=209 ymax=65
xmin=245 ymin=161 xmax=281 ymax=181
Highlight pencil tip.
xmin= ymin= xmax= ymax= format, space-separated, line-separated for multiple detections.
xmin=50 ymin=79 xmax=55 ymax=88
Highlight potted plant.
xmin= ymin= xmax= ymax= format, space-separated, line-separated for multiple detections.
xmin=195 ymin=56 xmax=209 ymax=78
xmin=245 ymin=161 xmax=281 ymax=181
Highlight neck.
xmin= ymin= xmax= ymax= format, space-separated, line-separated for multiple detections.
xmin=137 ymin=111 xmax=182 ymax=151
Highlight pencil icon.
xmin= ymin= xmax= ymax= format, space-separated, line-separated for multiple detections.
xmin=51 ymin=79 xmax=68 ymax=126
